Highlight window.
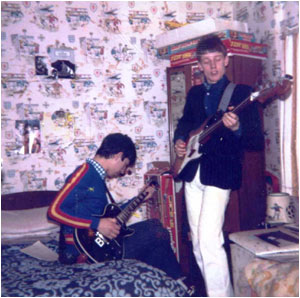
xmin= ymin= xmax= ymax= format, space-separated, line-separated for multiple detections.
xmin=280 ymin=32 xmax=298 ymax=196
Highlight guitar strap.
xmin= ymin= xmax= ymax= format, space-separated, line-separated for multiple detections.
xmin=105 ymin=185 xmax=117 ymax=204
xmin=217 ymin=82 xmax=236 ymax=112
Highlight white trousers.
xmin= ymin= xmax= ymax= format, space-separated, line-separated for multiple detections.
xmin=185 ymin=166 xmax=233 ymax=297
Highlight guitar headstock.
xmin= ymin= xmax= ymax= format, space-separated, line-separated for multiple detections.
xmin=275 ymin=74 xmax=293 ymax=98
xmin=252 ymin=74 xmax=293 ymax=104
xmin=148 ymin=179 xmax=159 ymax=190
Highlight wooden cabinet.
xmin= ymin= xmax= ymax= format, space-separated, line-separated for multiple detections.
xmin=166 ymin=56 xmax=266 ymax=269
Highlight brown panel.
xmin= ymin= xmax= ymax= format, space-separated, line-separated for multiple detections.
xmin=238 ymin=151 xmax=266 ymax=230
xmin=224 ymin=190 xmax=240 ymax=232
xmin=2 ymin=191 xmax=58 ymax=210
xmin=228 ymin=56 xmax=262 ymax=87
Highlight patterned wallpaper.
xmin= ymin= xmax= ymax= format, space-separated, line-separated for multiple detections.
xmin=233 ymin=1 xmax=298 ymax=192
xmin=1 ymin=1 xmax=232 ymax=203
xmin=1 ymin=2 xmax=298 ymax=212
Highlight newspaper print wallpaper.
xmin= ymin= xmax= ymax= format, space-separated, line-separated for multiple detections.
xmin=1 ymin=1 xmax=298 ymax=216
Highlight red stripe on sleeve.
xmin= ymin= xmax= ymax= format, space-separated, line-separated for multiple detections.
xmin=48 ymin=163 xmax=92 ymax=229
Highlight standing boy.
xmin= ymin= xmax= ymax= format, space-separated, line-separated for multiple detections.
xmin=174 ymin=36 xmax=264 ymax=296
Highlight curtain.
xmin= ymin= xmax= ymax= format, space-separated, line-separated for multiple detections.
xmin=280 ymin=32 xmax=298 ymax=196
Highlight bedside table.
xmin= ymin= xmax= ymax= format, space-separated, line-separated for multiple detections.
xmin=229 ymin=225 xmax=299 ymax=296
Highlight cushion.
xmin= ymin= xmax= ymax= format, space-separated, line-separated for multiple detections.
xmin=1 ymin=207 xmax=59 ymax=242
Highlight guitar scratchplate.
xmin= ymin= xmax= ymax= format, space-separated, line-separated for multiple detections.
xmin=94 ymin=231 xmax=108 ymax=247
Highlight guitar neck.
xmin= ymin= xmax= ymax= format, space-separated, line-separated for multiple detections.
xmin=198 ymin=93 xmax=253 ymax=141
xmin=191 ymin=76 xmax=293 ymax=144
xmin=116 ymin=189 xmax=149 ymax=224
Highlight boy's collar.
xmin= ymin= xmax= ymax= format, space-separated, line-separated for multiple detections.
xmin=86 ymin=158 xmax=107 ymax=180
xmin=203 ymin=75 xmax=228 ymax=90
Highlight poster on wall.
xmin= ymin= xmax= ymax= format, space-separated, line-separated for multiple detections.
xmin=15 ymin=120 xmax=41 ymax=154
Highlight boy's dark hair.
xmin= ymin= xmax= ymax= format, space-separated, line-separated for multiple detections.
xmin=96 ymin=133 xmax=137 ymax=166
xmin=196 ymin=35 xmax=227 ymax=61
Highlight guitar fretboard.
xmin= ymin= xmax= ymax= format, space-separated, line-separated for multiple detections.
xmin=198 ymin=93 xmax=255 ymax=143
xmin=198 ymin=82 xmax=286 ymax=143
xmin=116 ymin=190 xmax=149 ymax=224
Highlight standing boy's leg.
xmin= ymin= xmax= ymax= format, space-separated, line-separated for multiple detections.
xmin=185 ymin=166 xmax=233 ymax=297
xmin=199 ymin=185 xmax=232 ymax=297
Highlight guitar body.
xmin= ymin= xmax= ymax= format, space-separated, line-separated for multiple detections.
xmin=74 ymin=203 xmax=134 ymax=264
xmin=172 ymin=134 xmax=202 ymax=179
xmin=172 ymin=114 xmax=217 ymax=178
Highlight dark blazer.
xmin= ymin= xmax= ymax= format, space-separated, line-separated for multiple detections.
xmin=174 ymin=76 xmax=264 ymax=190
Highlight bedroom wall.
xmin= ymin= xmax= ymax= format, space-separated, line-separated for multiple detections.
xmin=1 ymin=2 xmax=297 ymax=215
xmin=1 ymin=1 xmax=232 ymax=216
xmin=233 ymin=1 xmax=298 ymax=193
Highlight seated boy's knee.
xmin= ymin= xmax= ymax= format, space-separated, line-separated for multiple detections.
xmin=147 ymin=219 xmax=170 ymax=240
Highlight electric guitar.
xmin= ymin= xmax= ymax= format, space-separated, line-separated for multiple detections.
xmin=73 ymin=179 xmax=159 ymax=263
xmin=172 ymin=76 xmax=293 ymax=179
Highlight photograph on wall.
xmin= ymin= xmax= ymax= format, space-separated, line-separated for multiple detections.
xmin=35 ymin=56 xmax=49 ymax=76
xmin=48 ymin=46 xmax=76 ymax=79
xmin=15 ymin=119 xmax=41 ymax=154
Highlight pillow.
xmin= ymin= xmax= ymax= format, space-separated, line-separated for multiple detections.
xmin=1 ymin=207 xmax=59 ymax=242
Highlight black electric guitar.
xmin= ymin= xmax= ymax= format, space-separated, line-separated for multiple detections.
xmin=172 ymin=76 xmax=293 ymax=179
xmin=73 ymin=180 xmax=159 ymax=263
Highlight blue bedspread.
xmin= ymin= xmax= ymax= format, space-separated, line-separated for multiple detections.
xmin=1 ymin=240 xmax=187 ymax=297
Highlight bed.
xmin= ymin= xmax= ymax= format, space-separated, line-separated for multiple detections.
xmin=1 ymin=191 xmax=188 ymax=297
